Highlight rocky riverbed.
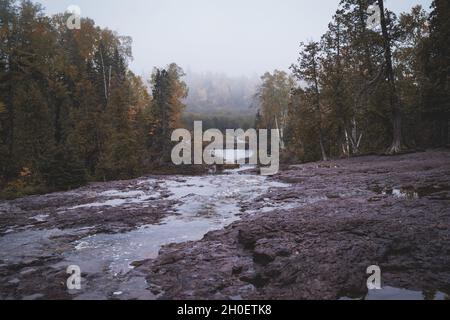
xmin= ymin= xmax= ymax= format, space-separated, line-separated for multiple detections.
xmin=0 ymin=150 xmax=449 ymax=300
xmin=0 ymin=167 xmax=287 ymax=299
xmin=138 ymin=150 xmax=450 ymax=300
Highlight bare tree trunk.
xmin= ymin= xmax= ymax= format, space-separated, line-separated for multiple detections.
xmin=334 ymin=18 xmax=350 ymax=159
xmin=99 ymin=48 xmax=108 ymax=103
xmin=275 ymin=117 xmax=285 ymax=150
xmin=108 ymin=65 xmax=112 ymax=95
xmin=390 ymin=108 xmax=402 ymax=152
xmin=319 ymin=132 xmax=327 ymax=161
xmin=357 ymin=0 xmax=373 ymax=76
xmin=312 ymin=58 xmax=328 ymax=161
xmin=378 ymin=0 xmax=404 ymax=154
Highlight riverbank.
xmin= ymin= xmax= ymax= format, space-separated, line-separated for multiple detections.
xmin=0 ymin=164 xmax=211 ymax=201
xmin=137 ymin=150 xmax=450 ymax=300
xmin=0 ymin=150 xmax=449 ymax=300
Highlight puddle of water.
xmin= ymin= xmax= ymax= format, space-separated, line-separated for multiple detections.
xmin=366 ymin=287 xmax=448 ymax=300
xmin=415 ymin=185 xmax=450 ymax=200
xmin=339 ymin=286 xmax=450 ymax=301
xmin=342 ymin=287 xmax=449 ymax=300
xmin=371 ymin=185 xmax=450 ymax=200
xmin=389 ymin=188 xmax=419 ymax=200
xmin=370 ymin=186 xmax=418 ymax=200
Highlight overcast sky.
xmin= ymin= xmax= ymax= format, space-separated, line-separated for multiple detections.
xmin=36 ymin=0 xmax=432 ymax=77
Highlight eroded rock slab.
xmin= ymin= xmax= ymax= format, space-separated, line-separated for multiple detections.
xmin=0 ymin=172 xmax=287 ymax=299
xmin=140 ymin=150 xmax=450 ymax=300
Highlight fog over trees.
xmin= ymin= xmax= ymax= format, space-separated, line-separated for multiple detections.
xmin=184 ymin=71 xmax=260 ymax=115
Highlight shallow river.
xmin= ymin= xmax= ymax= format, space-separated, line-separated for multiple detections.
xmin=0 ymin=164 xmax=289 ymax=300
xmin=1 ymin=151 xmax=446 ymax=300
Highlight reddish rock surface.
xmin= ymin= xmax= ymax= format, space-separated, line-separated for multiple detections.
xmin=1 ymin=150 xmax=449 ymax=300
xmin=141 ymin=150 xmax=450 ymax=300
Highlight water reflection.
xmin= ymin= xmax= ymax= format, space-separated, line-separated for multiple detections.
xmin=366 ymin=287 xmax=448 ymax=300
xmin=370 ymin=184 xmax=450 ymax=200
xmin=342 ymin=286 xmax=449 ymax=300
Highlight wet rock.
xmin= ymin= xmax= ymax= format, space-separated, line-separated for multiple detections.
xmin=237 ymin=229 xmax=257 ymax=249
xmin=140 ymin=150 xmax=450 ymax=300
xmin=1 ymin=150 xmax=450 ymax=300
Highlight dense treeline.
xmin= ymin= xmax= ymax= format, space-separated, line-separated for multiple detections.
xmin=0 ymin=0 xmax=186 ymax=198
xmin=257 ymin=0 xmax=449 ymax=163
xmin=1 ymin=0 xmax=449 ymax=197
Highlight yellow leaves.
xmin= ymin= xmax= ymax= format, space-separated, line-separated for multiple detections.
xmin=20 ymin=167 xmax=32 ymax=178
xmin=2 ymin=167 xmax=34 ymax=198
xmin=127 ymin=106 xmax=138 ymax=122
xmin=0 ymin=101 xmax=6 ymax=114
xmin=0 ymin=26 xmax=8 ymax=39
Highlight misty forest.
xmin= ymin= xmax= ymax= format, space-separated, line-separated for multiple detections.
xmin=1 ymin=0 xmax=449 ymax=196
xmin=0 ymin=0 xmax=449 ymax=301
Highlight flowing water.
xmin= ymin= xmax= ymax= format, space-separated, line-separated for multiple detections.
xmin=4 ymin=149 xmax=444 ymax=300
xmin=60 ymin=172 xmax=287 ymax=299
xmin=0 ymin=149 xmax=290 ymax=299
